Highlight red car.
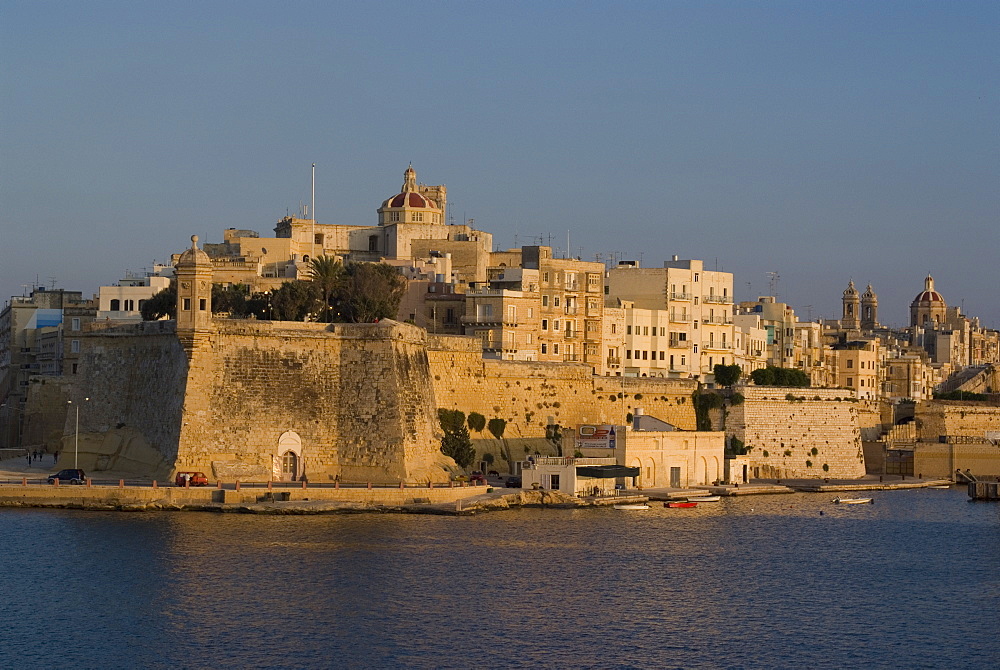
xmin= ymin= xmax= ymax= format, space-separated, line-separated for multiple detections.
xmin=175 ymin=471 xmax=209 ymax=486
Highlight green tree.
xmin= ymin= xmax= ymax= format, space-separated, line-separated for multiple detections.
xmin=270 ymin=281 xmax=321 ymax=321
xmin=307 ymin=256 xmax=344 ymax=323
xmin=335 ymin=262 xmax=407 ymax=323
xmin=750 ymin=366 xmax=810 ymax=388
xmin=438 ymin=409 xmax=475 ymax=469
xmin=211 ymin=283 xmax=250 ymax=317
xmin=713 ymin=363 xmax=742 ymax=387
xmin=467 ymin=412 xmax=486 ymax=433
xmin=141 ymin=280 xmax=176 ymax=320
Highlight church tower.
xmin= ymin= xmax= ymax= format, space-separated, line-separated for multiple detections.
xmin=175 ymin=235 xmax=214 ymax=353
xmin=860 ymin=284 xmax=878 ymax=331
xmin=842 ymin=280 xmax=860 ymax=330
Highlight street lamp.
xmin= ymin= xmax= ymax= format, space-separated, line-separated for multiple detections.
xmin=67 ymin=397 xmax=89 ymax=469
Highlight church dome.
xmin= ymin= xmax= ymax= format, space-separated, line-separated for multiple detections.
xmin=911 ymin=275 xmax=945 ymax=306
xmin=380 ymin=165 xmax=439 ymax=210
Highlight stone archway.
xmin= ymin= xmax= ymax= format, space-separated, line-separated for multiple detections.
xmin=276 ymin=431 xmax=302 ymax=482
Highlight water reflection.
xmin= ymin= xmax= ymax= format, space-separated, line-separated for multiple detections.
xmin=0 ymin=489 xmax=996 ymax=669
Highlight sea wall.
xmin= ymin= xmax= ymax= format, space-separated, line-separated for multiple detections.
xmin=726 ymin=386 xmax=866 ymax=479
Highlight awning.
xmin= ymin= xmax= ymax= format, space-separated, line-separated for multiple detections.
xmin=576 ymin=465 xmax=640 ymax=479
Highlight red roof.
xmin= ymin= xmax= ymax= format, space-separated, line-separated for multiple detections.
xmin=389 ymin=192 xmax=433 ymax=208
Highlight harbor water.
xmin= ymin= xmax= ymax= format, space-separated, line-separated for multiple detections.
xmin=0 ymin=487 xmax=997 ymax=669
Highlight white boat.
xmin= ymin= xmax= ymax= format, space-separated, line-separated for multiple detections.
xmin=687 ymin=495 xmax=721 ymax=502
xmin=929 ymin=485 xmax=951 ymax=489
xmin=613 ymin=503 xmax=650 ymax=510
xmin=833 ymin=497 xmax=873 ymax=504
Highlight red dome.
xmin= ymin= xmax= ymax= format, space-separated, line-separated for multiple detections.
xmin=912 ymin=291 xmax=944 ymax=304
xmin=388 ymin=192 xmax=434 ymax=208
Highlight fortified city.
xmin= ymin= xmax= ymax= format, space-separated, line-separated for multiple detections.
xmin=2 ymin=166 xmax=998 ymax=512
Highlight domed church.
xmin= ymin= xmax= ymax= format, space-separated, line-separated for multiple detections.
xmin=910 ymin=275 xmax=947 ymax=327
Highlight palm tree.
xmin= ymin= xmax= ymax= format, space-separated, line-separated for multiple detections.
xmin=307 ymin=256 xmax=343 ymax=322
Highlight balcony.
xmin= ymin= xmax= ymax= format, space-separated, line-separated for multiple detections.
xmin=460 ymin=315 xmax=518 ymax=327
xmin=703 ymin=295 xmax=733 ymax=304
xmin=564 ymin=306 xmax=578 ymax=315
xmin=668 ymin=340 xmax=692 ymax=349
xmin=564 ymin=282 xmax=580 ymax=292
xmin=704 ymin=342 xmax=734 ymax=351
xmin=670 ymin=292 xmax=692 ymax=301
xmin=669 ymin=313 xmax=691 ymax=323
xmin=606 ymin=356 xmax=622 ymax=366
xmin=703 ymin=316 xmax=732 ymax=325
xmin=563 ymin=354 xmax=581 ymax=362
xmin=564 ymin=330 xmax=579 ymax=339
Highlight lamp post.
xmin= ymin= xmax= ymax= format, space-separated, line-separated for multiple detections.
xmin=67 ymin=397 xmax=89 ymax=469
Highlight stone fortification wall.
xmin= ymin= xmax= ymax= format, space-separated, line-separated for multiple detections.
xmin=913 ymin=442 xmax=1000 ymax=478
xmin=176 ymin=320 xmax=452 ymax=484
xmin=726 ymin=387 xmax=865 ymax=479
xmin=75 ymin=321 xmax=187 ymax=478
xmin=915 ymin=400 xmax=1000 ymax=441
xmin=427 ymin=334 xmax=698 ymax=462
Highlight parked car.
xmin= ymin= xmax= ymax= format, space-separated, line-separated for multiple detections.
xmin=175 ymin=471 xmax=209 ymax=487
xmin=48 ymin=469 xmax=86 ymax=485
xmin=504 ymin=476 xmax=522 ymax=488
xmin=469 ymin=471 xmax=487 ymax=484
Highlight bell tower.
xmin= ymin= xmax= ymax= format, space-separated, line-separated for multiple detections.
xmin=860 ymin=284 xmax=878 ymax=331
xmin=842 ymin=280 xmax=860 ymax=330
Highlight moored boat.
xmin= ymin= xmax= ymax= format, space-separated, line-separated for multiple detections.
xmin=613 ymin=503 xmax=650 ymax=510
xmin=687 ymin=495 xmax=721 ymax=502
xmin=833 ymin=497 xmax=873 ymax=504
xmin=665 ymin=501 xmax=698 ymax=508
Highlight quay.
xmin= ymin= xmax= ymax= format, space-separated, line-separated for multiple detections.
xmin=968 ymin=481 xmax=1000 ymax=501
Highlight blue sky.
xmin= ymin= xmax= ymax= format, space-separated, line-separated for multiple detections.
xmin=2 ymin=1 xmax=997 ymax=327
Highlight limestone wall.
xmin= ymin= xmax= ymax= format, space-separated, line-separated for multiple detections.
xmin=426 ymin=334 xmax=699 ymax=464
xmin=75 ymin=321 xmax=187 ymax=478
xmin=176 ymin=320 xmax=452 ymax=484
xmin=726 ymin=387 xmax=866 ymax=479
xmin=913 ymin=442 xmax=1000 ymax=478
xmin=915 ymin=400 xmax=1000 ymax=441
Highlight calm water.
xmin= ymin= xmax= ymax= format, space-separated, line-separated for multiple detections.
xmin=0 ymin=489 xmax=997 ymax=669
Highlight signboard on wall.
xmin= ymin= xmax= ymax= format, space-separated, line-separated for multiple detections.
xmin=576 ymin=424 xmax=616 ymax=450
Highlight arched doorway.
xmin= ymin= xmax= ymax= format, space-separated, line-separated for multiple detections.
xmin=277 ymin=431 xmax=302 ymax=482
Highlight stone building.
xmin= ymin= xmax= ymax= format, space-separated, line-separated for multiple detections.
xmin=606 ymin=257 xmax=735 ymax=382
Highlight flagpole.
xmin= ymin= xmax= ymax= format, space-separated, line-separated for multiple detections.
xmin=311 ymin=163 xmax=316 ymax=260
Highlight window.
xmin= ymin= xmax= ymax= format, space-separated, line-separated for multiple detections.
xmin=611 ymin=324 xmax=617 ymax=334
xmin=694 ymin=320 xmax=698 ymax=329
xmin=644 ymin=326 xmax=649 ymax=336
xmin=314 ymin=233 xmax=324 ymax=245
xmin=124 ymin=299 xmax=135 ymax=311
xmin=528 ymin=308 xmax=533 ymax=318
xmin=670 ymin=355 xmax=674 ymax=367
xmin=553 ymin=344 xmax=559 ymax=354
xmin=642 ymin=351 xmax=648 ymax=360
xmin=694 ymin=273 xmax=699 ymax=282
xmin=693 ymin=345 xmax=698 ymax=353
xmin=390 ymin=211 xmax=400 ymax=222
xmin=70 ymin=340 xmax=80 ymax=353
xmin=508 ymin=306 xmax=516 ymax=320
xmin=626 ymin=350 xmax=632 ymax=359
xmin=526 ymin=333 xmax=532 ymax=344
xmin=659 ymin=351 xmax=664 ymax=360
xmin=681 ymin=355 xmax=686 ymax=366
xmin=627 ymin=325 xmax=632 ymax=335
xmin=183 ymin=298 xmax=191 ymax=311
xmin=71 ymin=318 xmax=81 ymax=331
xmin=554 ymin=320 xmax=560 ymax=331
xmin=543 ymin=272 xmax=549 ymax=282
xmin=110 ymin=299 xmax=120 ymax=311
xmin=847 ymin=377 xmax=854 ymax=386
xmin=542 ymin=319 xmax=548 ymax=330
xmin=412 ymin=212 xmax=423 ymax=222
xmin=71 ymin=364 xmax=78 ymax=375
xmin=554 ymin=296 xmax=561 ymax=307
xmin=847 ymin=360 xmax=854 ymax=369
xmin=199 ymin=299 xmax=207 ymax=311
xmin=634 ymin=350 xmax=640 ymax=359
xmin=542 ymin=295 xmax=549 ymax=307
xmin=445 ymin=308 xmax=455 ymax=324
xmin=541 ymin=344 xmax=547 ymax=354
xmin=368 ymin=235 xmax=379 ymax=252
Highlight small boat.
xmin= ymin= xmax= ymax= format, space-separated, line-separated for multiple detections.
xmin=613 ymin=503 xmax=650 ymax=510
xmin=833 ymin=497 xmax=873 ymax=505
xmin=928 ymin=485 xmax=951 ymax=489
xmin=665 ymin=501 xmax=698 ymax=508
xmin=686 ymin=495 xmax=721 ymax=502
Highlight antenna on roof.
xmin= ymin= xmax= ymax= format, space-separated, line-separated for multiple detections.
xmin=767 ymin=271 xmax=780 ymax=299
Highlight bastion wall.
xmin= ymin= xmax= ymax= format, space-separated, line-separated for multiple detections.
xmin=426 ymin=334 xmax=699 ymax=461
xmin=726 ymin=386 xmax=866 ymax=479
